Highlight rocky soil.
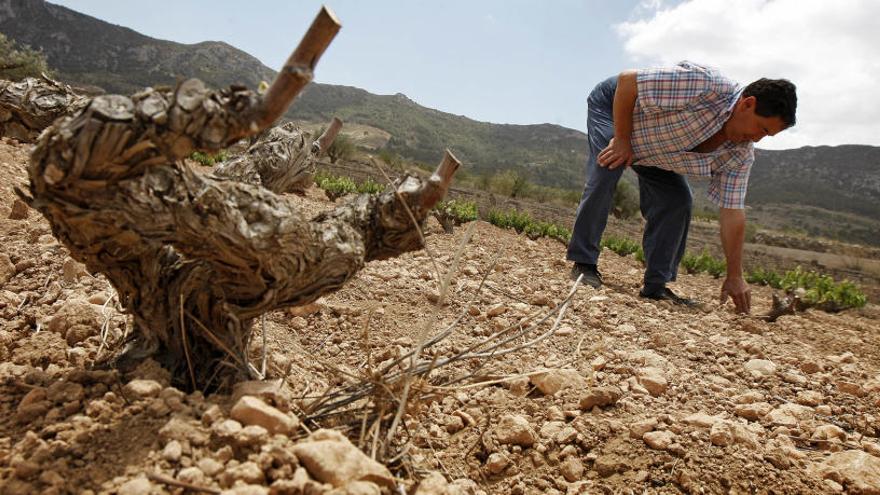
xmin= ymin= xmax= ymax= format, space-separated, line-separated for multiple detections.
xmin=1 ymin=137 xmax=879 ymax=494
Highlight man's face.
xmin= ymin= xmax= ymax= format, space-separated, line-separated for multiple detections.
xmin=724 ymin=96 xmax=788 ymax=144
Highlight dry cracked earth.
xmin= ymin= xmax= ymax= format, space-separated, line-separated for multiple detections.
xmin=1 ymin=137 xmax=879 ymax=494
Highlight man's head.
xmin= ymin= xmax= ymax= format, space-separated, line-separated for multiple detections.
xmin=724 ymin=78 xmax=797 ymax=144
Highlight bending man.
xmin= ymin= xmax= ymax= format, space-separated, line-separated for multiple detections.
xmin=567 ymin=61 xmax=797 ymax=313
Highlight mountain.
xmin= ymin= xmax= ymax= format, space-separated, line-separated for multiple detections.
xmin=2 ymin=0 xmax=879 ymax=236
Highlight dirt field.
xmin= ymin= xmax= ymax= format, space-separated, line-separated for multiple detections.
xmin=1 ymin=138 xmax=879 ymax=494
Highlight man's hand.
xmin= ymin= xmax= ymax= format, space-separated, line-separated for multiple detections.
xmin=720 ymin=276 xmax=751 ymax=313
xmin=597 ymin=137 xmax=634 ymax=169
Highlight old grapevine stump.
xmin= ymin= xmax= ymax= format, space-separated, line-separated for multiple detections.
xmin=23 ymin=8 xmax=460 ymax=389
xmin=0 ymin=75 xmax=88 ymax=142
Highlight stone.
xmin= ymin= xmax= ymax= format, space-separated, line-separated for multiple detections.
xmin=744 ymin=359 xmax=777 ymax=377
xmin=709 ymin=422 xmax=734 ymax=446
xmin=556 ymin=325 xmax=575 ymax=336
xmin=292 ymin=429 xmax=394 ymax=488
xmin=0 ymin=254 xmax=14 ymax=286
xmin=735 ymin=402 xmax=773 ymax=421
xmin=820 ymin=450 xmax=880 ymax=495
xmin=578 ymin=386 xmax=622 ymax=410
xmin=485 ymin=453 xmax=509 ymax=474
xmin=118 ymin=477 xmax=153 ymax=495
xmin=220 ymin=486 xmax=268 ymax=495
xmin=344 ymin=481 xmax=381 ymax=495
xmin=235 ymin=425 xmax=269 ymax=446
xmin=197 ymin=457 xmax=224 ymax=477
xmin=414 ymin=472 xmax=449 ymax=495
xmin=837 ymin=381 xmax=866 ymax=397
xmin=223 ymin=461 xmax=265 ymax=485
xmin=46 ymin=381 xmax=84 ymax=403
xmin=486 ymin=304 xmax=508 ymax=317
xmin=683 ymin=412 xmax=721 ymax=428
xmin=47 ymin=298 xmax=101 ymax=345
xmin=494 ymin=414 xmax=536 ymax=447
xmin=733 ymin=391 xmax=765 ymax=404
xmin=731 ymin=424 xmax=759 ymax=449
xmin=796 ymin=390 xmax=824 ymax=407
xmin=812 ymin=425 xmax=847 ymax=446
xmin=529 ymin=294 xmax=551 ymax=306
xmin=213 ymin=419 xmax=243 ymax=438
xmin=161 ymin=440 xmax=182 ymax=462
xmin=159 ymin=417 xmax=209 ymax=446
xmin=8 ymin=199 xmax=29 ymax=220
xmin=800 ymin=360 xmax=823 ymax=374
xmin=593 ymin=454 xmax=626 ymax=478
xmin=177 ymin=467 xmax=206 ymax=485
xmin=629 ymin=418 xmax=658 ymax=439
xmin=530 ymin=369 xmax=586 ymax=396
xmin=643 ymin=431 xmax=675 ymax=450
xmin=123 ymin=379 xmax=163 ymax=400
xmin=765 ymin=403 xmax=813 ymax=427
xmin=637 ymin=367 xmax=668 ymax=396
xmin=230 ymin=395 xmax=298 ymax=435
xmin=560 ymin=456 xmax=585 ymax=482
xmin=62 ymin=258 xmax=88 ymax=285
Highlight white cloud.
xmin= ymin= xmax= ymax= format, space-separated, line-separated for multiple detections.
xmin=616 ymin=0 xmax=880 ymax=149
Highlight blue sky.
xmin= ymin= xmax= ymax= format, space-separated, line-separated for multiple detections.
xmin=49 ymin=1 xmax=880 ymax=149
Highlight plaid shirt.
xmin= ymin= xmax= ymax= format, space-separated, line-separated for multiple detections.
xmin=631 ymin=61 xmax=753 ymax=209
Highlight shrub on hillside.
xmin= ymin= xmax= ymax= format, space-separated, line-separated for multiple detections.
xmin=601 ymin=235 xmax=641 ymax=257
xmin=326 ymin=133 xmax=356 ymax=163
xmin=681 ymin=249 xmax=726 ymax=278
xmin=314 ymin=173 xmax=385 ymax=200
xmin=486 ymin=209 xmax=570 ymax=243
xmin=0 ymin=33 xmax=51 ymax=81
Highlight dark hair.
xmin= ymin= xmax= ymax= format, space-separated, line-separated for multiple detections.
xmin=743 ymin=78 xmax=797 ymax=128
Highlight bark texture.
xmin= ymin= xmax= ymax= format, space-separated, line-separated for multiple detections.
xmin=214 ymin=118 xmax=342 ymax=194
xmin=0 ymin=76 xmax=88 ymax=142
xmin=21 ymin=8 xmax=461 ymax=387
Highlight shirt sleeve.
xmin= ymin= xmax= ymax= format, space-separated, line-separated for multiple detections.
xmin=636 ymin=61 xmax=716 ymax=112
xmin=706 ymin=148 xmax=754 ymax=209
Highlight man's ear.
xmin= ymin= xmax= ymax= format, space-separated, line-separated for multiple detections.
xmin=741 ymin=95 xmax=757 ymax=111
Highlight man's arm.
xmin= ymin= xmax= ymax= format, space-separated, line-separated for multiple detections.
xmin=719 ymin=207 xmax=751 ymax=313
xmin=598 ymin=70 xmax=637 ymax=169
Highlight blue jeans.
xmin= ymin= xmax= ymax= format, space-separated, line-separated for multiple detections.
xmin=566 ymin=76 xmax=693 ymax=292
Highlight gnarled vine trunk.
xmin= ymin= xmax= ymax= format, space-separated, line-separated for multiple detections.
xmin=21 ymin=8 xmax=460 ymax=389
xmin=0 ymin=76 xmax=88 ymax=142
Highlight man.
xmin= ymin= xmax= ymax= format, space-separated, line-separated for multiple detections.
xmin=567 ymin=61 xmax=797 ymax=313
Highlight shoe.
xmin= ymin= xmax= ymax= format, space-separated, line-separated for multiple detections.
xmin=639 ymin=287 xmax=698 ymax=307
xmin=570 ymin=263 xmax=602 ymax=288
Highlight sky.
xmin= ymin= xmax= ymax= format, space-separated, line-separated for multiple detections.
xmin=50 ymin=0 xmax=880 ymax=150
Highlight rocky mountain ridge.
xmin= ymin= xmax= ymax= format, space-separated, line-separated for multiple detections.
xmin=1 ymin=0 xmax=878 ymax=236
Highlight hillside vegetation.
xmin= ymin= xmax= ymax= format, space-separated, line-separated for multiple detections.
xmin=1 ymin=0 xmax=879 ymax=245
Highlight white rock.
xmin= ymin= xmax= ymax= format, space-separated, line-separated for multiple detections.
xmin=643 ymin=431 xmax=674 ymax=450
xmin=683 ymin=412 xmax=721 ymax=428
xmin=118 ymin=477 xmax=153 ymax=495
xmin=230 ymin=395 xmax=298 ymax=435
xmin=744 ymin=359 xmax=777 ymax=376
xmin=637 ymin=367 xmax=668 ymax=396
xmin=820 ymin=450 xmax=880 ymax=494
xmin=292 ymin=429 xmax=394 ymax=488
xmin=123 ymin=379 xmax=163 ymax=400
xmin=494 ymin=414 xmax=536 ymax=447
xmin=161 ymin=440 xmax=182 ymax=462
xmin=485 ymin=453 xmax=509 ymax=474
xmin=530 ymin=369 xmax=586 ymax=396
xmin=709 ymin=422 xmax=734 ymax=446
